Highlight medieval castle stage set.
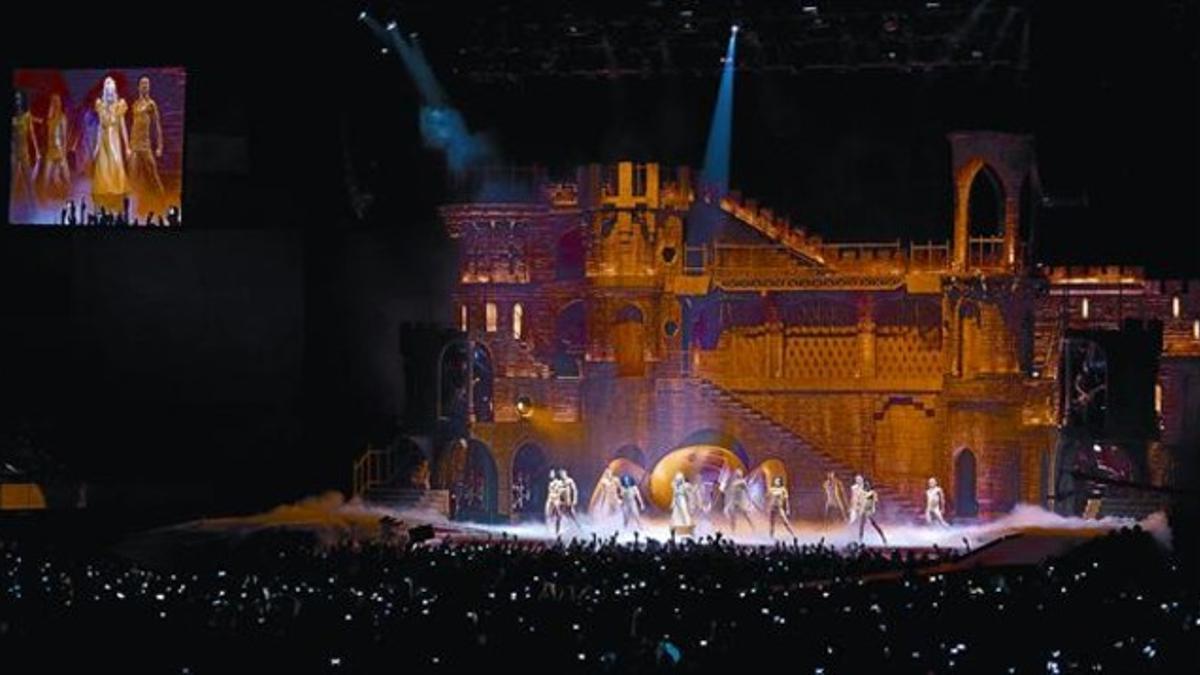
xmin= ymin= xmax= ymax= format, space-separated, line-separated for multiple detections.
xmin=361 ymin=131 xmax=1198 ymax=525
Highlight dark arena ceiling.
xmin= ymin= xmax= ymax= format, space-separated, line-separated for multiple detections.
xmin=360 ymin=0 xmax=1035 ymax=81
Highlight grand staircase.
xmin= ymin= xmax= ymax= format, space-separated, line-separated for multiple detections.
xmin=361 ymin=486 xmax=451 ymax=515
xmin=690 ymin=377 xmax=924 ymax=521
xmin=353 ymin=446 xmax=451 ymax=517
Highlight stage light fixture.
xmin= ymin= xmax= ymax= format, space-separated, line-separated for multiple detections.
xmin=731 ymin=24 xmax=739 ymax=34
xmin=358 ymin=11 xmax=367 ymax=21
xmin=381 ymin=47 xmax=389 ymax=54
xmin=386 ymin=21 xmax=397 ymax=31
xmin=516 ymin=396 xmax=534 ymax=418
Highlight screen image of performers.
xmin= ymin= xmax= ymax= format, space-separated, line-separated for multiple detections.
xmin=924 ymin=477 xmax=949 ymax=526
xmin=822 ymin=471 xmax=848 ymax=523
xmin=40 ymin=94 xmax=70 ymax=202
xmin=767 ymin=476 xmax=797 ymax=539
xmin=128 ymin=75 xmax=166 ymax=213
xmin=11 ymin=90 xmax=40 ymax=220
xmin=91 ymin=76 xmax=130 ymax=214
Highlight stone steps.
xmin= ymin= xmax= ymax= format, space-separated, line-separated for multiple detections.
xmin=691 ymin=377 xmax=923 ymax=519
xmin=363 ymin=488 xmax=451 ymax=517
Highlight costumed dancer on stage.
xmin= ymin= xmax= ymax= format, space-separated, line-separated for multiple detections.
xmin=848 ymin=474 xmax=866 ymax=523
xmin=558 ymin=469 xmax=583 ymax=531
xmin=924 ymin=477 xmax=949 ymax=527
xmin=767 ymin=476 xmax=797 ymax=539
xmin=618 ymin=474 xmax=645 ymax=531
xmin=545 ymin=469 xmax=563 ymax=534
xmin=822 ymin=471 xmax=848 ymax=523
xmin=670 ymin=472 xmax=694 ymax=536
xmin=722 ymin=468 xmax=755 ymax=533
xmin=594 ymin=467 xmax=621 ymax=521
xmin=858 ymin=479 xmax=888 ymax=544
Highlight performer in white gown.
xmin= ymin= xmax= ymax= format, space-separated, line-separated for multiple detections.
xmin=594 ymin=468 xmax=621 ymax=521
xmin=618 ymin=474 xmax=645 ymax=531
xmin=924 ymin=477 xmax=949 ymax=526
xmin=767 ymin=476 xmax=797 ymax=539
xmin=670 ymin=472 xmax=694 ymax=534
xmin=722 ymin=468 xmax=755 ymax=533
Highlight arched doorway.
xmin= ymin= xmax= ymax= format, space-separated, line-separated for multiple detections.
xmin=511 ymin=443 xmax=549 ymax=520
xmin=553 ymin=300 xmax=586 ymax=377
xmin=613 ymin=444 xmax=646 ymax=468
xmin=613 ymin=304 xmax=646 ymax=377
xmin=675 ymin=429 xmax=751 ymax=468
xmin=437 ymin=340 xmax=496 ymax=424
xmin=955 ymin=448 xmax=979 ymax=518
xmin=555 ymin=227 xmax=586 ymax=280
xmin=456 ymin=440 xmax=499 ymax=521
xmin=957 ymin=300 xmax=981 ymax=378
xmin=967 ymin=165 xmax=1005 ymax=237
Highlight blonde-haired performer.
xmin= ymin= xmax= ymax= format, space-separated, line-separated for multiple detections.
xmin=767 ymin=476 xmax=797 ymax=539
xmin=594 ymin=468 xmax=621 ymax=521
xmin=924 ymin=477 xmax=949 ymax=527
xmin=91 ymin=77 xmax=129 ymax=213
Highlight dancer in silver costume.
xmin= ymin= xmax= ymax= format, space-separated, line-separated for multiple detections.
xmin=924 ymin=477 xmax=949 ymax=527
xmin=767 ymin=476 xmax=797 ymax=539
xmin=822 ymin=471 xmax=848 ymax=522
xmin=857 ymin=479 xmax=888 ymax=545
xmin=722 ymin=468 xmax=755 ymax=533
xmin=558 ymin=469 xmax=583 ymax=532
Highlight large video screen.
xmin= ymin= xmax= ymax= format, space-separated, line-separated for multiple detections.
xmin=10 ymin=67 xmax=186 ymax=226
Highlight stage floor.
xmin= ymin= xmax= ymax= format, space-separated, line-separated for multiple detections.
xmin=114 ymin=493 xmax=1170 ymax=570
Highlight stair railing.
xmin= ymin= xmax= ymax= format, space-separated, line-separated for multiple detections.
xmin=352 ymin=447 xmax=397 ymax=499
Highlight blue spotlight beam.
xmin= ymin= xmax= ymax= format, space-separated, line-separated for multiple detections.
xmin=701 ymin=30 xmax=737 ymax=196
xmin=361 ymin=14 xmax=491 ymax=176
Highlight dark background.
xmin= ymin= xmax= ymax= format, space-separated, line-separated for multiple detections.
xmin=0 ymin=1 xmax=1195 ymax=511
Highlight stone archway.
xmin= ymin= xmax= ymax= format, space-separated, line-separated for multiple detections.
xmin=954 ymin=448 xmax=979 ymax=518
xmin=613 ymin=304 xmax=646 ymax=377
xmin=456 ymin=439 xmax=499 ymax=521
xmin=613 ymin=444 xmax=646 ymax=468
xmin=511 ymin=442 xmax=549 ymax=520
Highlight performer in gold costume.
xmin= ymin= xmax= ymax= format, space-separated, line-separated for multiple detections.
xmin=128 ymin=75 xmax=165 ymax=210
xmin=10 ymin=91 xmax=40 ymax=214
xmin=41 ymin=94 xmax=71 ymax=201
xmin=91 ymin=77 xmax=129 ymax=213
